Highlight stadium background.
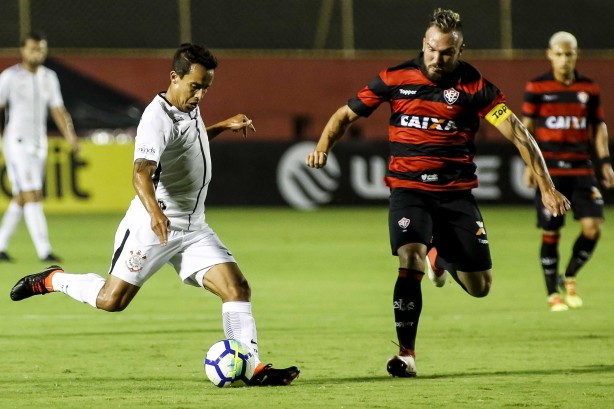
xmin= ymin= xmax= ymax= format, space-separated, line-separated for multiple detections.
xmin=0 ymin=0 xmax=613 ymax=211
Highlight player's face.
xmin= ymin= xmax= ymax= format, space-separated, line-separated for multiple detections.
xmin=547 ymin=42 xmax=577 ymax=78
xmin=421 ymin=26 xmax=464 ymax=83
xmin=168 ymin=64 xmax=215 ymax=112
xmin=20 ymin=39 xmax=48 ymax=69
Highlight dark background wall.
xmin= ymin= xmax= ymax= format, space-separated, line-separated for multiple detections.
xmin=0 ymin=0 xmax=612 ymax=50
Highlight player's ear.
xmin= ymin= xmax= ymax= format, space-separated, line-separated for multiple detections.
xmin=170 ymin=71 xmax=179 ymax=84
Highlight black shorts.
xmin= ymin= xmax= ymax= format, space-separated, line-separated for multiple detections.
xmin=535 ymin=175 xmax=604 ymax=230
xmin=388 ymin=189 xmax=492 ymax=272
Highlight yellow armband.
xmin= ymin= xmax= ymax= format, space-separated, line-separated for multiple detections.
xmin=485 ymin=103 xmax=513 ymax=127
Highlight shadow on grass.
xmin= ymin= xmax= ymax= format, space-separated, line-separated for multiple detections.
xmin=297 ymin=364 xmax=614 ymax=384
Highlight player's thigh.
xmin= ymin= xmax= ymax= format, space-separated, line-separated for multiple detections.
xmin=433 ymin=192 xmax=492 ymax=273
xmin=5 ymin=152 xmax=44 ymax=194
xmin=108 ymin=217 xmax=178 ymax=287
xmin=170 ymin=227 xmax=237 ymax=288
xmin=388 ymin=189 xmax=434 ymax=256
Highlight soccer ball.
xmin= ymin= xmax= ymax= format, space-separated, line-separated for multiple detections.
xmin=204 ymin=339 xmax=256 ymax=387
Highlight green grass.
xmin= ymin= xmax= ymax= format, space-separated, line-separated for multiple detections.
xmin=1 ymin=207 xmax=613 ymax=408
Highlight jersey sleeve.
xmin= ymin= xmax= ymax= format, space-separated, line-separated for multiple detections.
xmin=347 ymin=69 xmax=390 ymax=117
xmin=134 ymin=106 xmax=170 ymax=163
xmin=47 ymin=71 xmax=65 ymax=108
xmin=521 ymin=81 xmax=539 ymax=118
xmin=475 ymin=78 xmax=507 ymax=119
xmin=0 ymin=70 xmax=10 ymax=108
xmin=587 ymin=85 xmax=605 ymax=125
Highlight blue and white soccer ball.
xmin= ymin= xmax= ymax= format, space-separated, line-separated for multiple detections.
xmin=204 ymin=339 xmax=256 ymax=387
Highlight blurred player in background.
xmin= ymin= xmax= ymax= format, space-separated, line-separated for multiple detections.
xmin=307 ymin=8 xmax=570 ymax=377
xmin=522 ymin=31 xmax=614 ymax=312
xmin=10 ymin=43 xmax=299 ymax=386
xmin=0 ymin=32 xmax=80 ymax=263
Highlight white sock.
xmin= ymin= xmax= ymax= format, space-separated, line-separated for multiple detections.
xmin=0 ymin=201 xmax=23 ymax=250
xmin=222 ymin=301 xmax=261 ymax=364
xmin=51 ymin=272 xmax=106 ymax=308
xmin=23 ymin=202 xmax=52 ymax=258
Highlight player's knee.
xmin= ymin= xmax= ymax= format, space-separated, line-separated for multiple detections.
xmin=96 ymin=291 xmax=131 ymax=312
xmin=397 ymin=244 xmax=427 ymax=270
xmin=469 ymin=282 xmax=491 ymax=298
xmin=466 ymin=270 xmax=491 ymax=298
xmin=96 ymin=297 xmax=128 ymax=312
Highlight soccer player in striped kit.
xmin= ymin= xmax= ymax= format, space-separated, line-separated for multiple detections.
xmin=522 ymin=32 xmax=614 ymax=312
xmin=307 ymin=9 xmax=570 ymax=377
xmin=10 ymin=44 xmax=299 ymax=386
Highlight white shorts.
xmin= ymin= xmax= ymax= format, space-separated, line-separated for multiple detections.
xmin=4 ymin=148 xmax=46 ymax=194
xmin=108 ymin=215 xmax=236 ymax=287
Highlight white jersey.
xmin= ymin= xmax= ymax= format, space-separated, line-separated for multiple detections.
xmin=0 ymin=64 xmax=64 ymax=156
xmin=129 ymin=93 xmax=212 ymax=231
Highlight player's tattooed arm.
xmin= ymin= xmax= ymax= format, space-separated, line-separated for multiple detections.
xmin=506 ymin=114 xmax=553 ymax=188
xmin=497 ymin=112 xmax=570 ymax=216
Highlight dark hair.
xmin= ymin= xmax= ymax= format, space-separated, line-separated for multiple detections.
xmin=20 ymin=31 xmax=47 ymax=47
xmin=172 ymin=43 xmax=218 ymax=77
xmin=427 ymin=8 xmax=462 ymax=33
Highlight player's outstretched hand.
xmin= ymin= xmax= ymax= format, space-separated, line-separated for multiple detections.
xmin=541 ymin=188 xmax=571 ymax=217
xmin=306 ymin=151 xmax=328 ymax=169
xmin=225 ymin=114 xmax=256 ymax=138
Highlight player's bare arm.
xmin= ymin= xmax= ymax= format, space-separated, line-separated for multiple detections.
xmin=50 ymin=105 xmax=80 ymax=152
xmin=520 ymin=116 xmax=538 ymax=189
xmin=206 ymin=113 xmax=255 ymax=140
xmin=306 ymin=105 xmax=360 ymax=168
xmin=593 ymin=122 xmax=614 ymax=188
xmin=496 ymin=111 xmax=570 ymax=216
xmin=133 ymin=158 xmax=170 ymax=246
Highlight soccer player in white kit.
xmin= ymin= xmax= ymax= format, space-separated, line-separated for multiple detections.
xmin=10 ymin=43 xmax=299 ymax=386
xmin=0 ymin=32 xmax=80 ymax=262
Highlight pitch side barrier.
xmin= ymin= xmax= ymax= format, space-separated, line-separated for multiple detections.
xmin=0 ymin=139 xmax=612 ymax=212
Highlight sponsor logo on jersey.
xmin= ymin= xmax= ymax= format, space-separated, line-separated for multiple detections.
xmin=126 ymin=250 xmax=147 ymax=272
xmin=421 ymin=173 xmax=439 ymax=182
xmin=543 ymin=94 xmax=557 ymax=101
xmin=397 ymin=115 xmax=457 ymax=131
xmin=399 ymin=88 xmax=417 ymax=96
xmin=544 ymin=116 xmax=586 ymax=130
xmin=475 ymin=221 xmax=486 ymax=236
xmin=398 ymin=217 xmax=410 ymax=229
xmin=577 ymin=91 xmax=589 ymax=104
xmin=443 ymin=88 xmax=459 ymax=104
xmin=136 ymin=146 xmax=157 ymax=155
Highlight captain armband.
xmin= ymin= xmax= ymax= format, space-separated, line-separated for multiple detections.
xmin=485 ymin=103 xmax=513 ymax=127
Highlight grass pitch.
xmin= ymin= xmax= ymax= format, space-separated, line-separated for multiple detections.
xmin=0 ymin=207 xmax=613 ymax=408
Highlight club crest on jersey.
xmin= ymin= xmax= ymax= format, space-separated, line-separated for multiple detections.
xmin=443 ymin=88 xmax=459 ymax=104
xmin=577 ymin=91 xmax=589 ymax=104
xmin=398 ymin=217 xmax=411 ymax=229
xmin=126 ymin=250 xmax=147 ymax=272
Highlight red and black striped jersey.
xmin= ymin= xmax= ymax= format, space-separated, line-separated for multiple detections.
xmin=348 ymin=56 xmax=505 ymax=192
xmin=522 ymin=71 xmax=604 ymax=177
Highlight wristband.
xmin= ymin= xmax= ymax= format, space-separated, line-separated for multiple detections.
xmin=598 ymin=156 xmax=611 ymax=166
